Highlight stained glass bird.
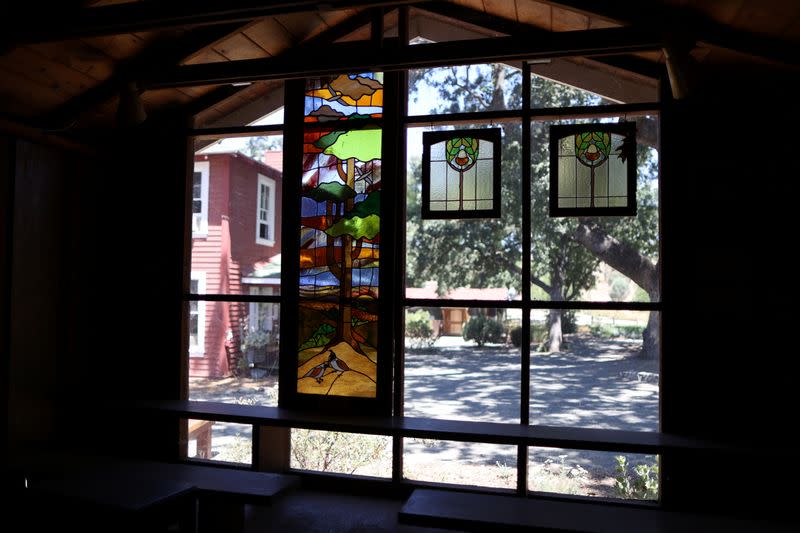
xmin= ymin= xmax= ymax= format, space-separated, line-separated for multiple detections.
xmin=327 ymin=351 xmax=350 ymax=373
xmin=302 ymin=359 xmax=330 ymax=383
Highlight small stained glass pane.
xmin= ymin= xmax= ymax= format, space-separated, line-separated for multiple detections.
xmin=422 ymin=128 xmax=501 ymax=219
xmin=549 ymin=123 xmax=636 ymax=216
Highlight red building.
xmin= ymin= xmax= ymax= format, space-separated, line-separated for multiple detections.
xmin=189 ymin=149 xmax=282 ymax=378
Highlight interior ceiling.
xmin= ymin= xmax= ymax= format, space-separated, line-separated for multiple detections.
xmin=0 ymin=0 xmax=797 ymax=135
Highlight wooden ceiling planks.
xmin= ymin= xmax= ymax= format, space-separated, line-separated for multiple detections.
xmin=182 ymin=48 xmax=230 ymax=66
xmin=482 ymin=0 xmax=519 ymax=23
xmin=0 ymin=47 xmax=101 ymax=101
xmin=551 ymin=5 xmax=589 ymax=31
xmin=241 ymin=18 xmax=295 ymax=57
xmin=27 ymin=41 xmax=115 ymax=82
xmin=516 ymin=0 xmax=553 ymax=31
xmin=81 ymin=32 xmax=150 ymax=60
xmin=728 ymin=0 xmax=800 ymax=37
xmin=273 ymin=12 xmax=329 ymax=42
xmin=210 ymin=32 xmax=269 ymax=61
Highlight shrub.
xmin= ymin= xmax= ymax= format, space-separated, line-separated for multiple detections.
xmin=290 ymin=429 xmax=388 ymax=475
xmin=561 ymin=309 xmax=577 ymax=334
xmin=406 ymin=310 xmax=437 ymax=348
xmin=589 ymin=323 xmax=618 ymax=338
xmin=610 ymin=277 xmax=630 ymax=301
xmin=463 ymin=315 xmax=505 ymax=346
xmin=614 ymin=455 xmax=659 ymax=500
xmin=510 ymin=324 xmax=549 ymax=347
xmin=617 ymin=324 xmax=645 ymax=339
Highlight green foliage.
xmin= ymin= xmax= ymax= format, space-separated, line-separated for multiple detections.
xmin=325 ymin=213 xmax=380 ymax=239
xmin=241 ymin=329 xmax=272 ymax=350
xmin=633 ymin=286 xmax=650 ymax=302
xmin=405 ymin=310 xmax=438 ymax=349
xmin=322 ymin=129 xmax=382 ymax=161
xmin=561 ymin=309 xmax=577 ymax=334
xmin=614 ymin=455 xmax=659 ymax=500
xmin=610 ymin=277 xmax=631 ymax=301
xmin=589 ymin=323 xmax=644 ymax=339
xmin=463 ymin=315 xmax=505 ymax=346
xmin=306 ymin=181 xmax=356 ymax=202
xmin=509 ymin=324 xmax=548 ymax=347
xmin=299 ymin=323 xmax=335 ymax=351
xmin=290 ymin=429 xmax=388 ymax=475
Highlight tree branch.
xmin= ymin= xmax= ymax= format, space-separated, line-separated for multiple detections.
xmin=572 ymin=220 xmax=659 ymax=296
xmin=531 ymin=275 xmax=551 ymax=294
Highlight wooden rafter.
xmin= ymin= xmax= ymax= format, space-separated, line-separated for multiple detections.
xmin=540 ymin=0 xmax=798 ymax=66
xmin=7 ymin=0 xmax=432 ymax=44
xmin=145 ymin=27 xmax=664 ymax=89
xmin=44 ymin=23 xmax=250 ymax=129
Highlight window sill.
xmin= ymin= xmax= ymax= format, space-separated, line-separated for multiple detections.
xmin=134 ymin=400 xmax=723 ymax=455
xmin=256 ymin=239 xmax=275 ymax=246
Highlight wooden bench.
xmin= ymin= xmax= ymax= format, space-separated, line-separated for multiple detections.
xmin=399 ymin=489 xmax=796 ymax=533
xmin=187 ymin=418 xmax=213 ymax=459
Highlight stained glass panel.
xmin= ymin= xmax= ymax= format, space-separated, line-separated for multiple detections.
xmin=421 ymin=128 xmax=501 ymax=219
xmin=549 ymin=123 xmax=636 ymax=216
xmin=298 ymin=73 xmax=382 ymax=398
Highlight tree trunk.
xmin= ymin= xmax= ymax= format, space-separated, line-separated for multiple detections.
xmin=546 ymin=309 xmax=562 ymax=352
xmin=641 ymin=309 xmax=659 ymax=360
xmin=572 ymin=221 xmax=660 ymax=359
xmin=338 ymin=158 xmax=356 ymax=348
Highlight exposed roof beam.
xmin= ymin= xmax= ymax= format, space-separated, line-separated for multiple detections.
xmin=8 ymin=0 xmax=431 ymax=44
xmin=144 ymin=27 xmax=664 ymax=89
xmin=45 ymin=23 xmax=248 ymax=129
xmin=184 ymin=8 xmax=379 ymax=127
xmin=541 ymin=0 xmax=798 ymax=66
xmin=416 ymin=1 xmax=660 ymax=81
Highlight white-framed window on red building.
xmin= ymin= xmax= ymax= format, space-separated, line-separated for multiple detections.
xmin=192 ymin=161 xmax=209 ymax=236
xmin=256 ymin=174 xmax=276 ymax=246
xmin=249 ymin=286 xmax=276 ymax=333
xmin=189 ymin=271 xmax=206 ymax=357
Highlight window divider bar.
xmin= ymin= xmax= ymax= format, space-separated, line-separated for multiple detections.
xmin=402 ymin=298 xmax=661 ymax=311
xmin=189 ymin=124 xmax=285 ymax=139
xmin=187 ymin=293 xmax=282 ymax=303
xmin=404 ymin=102 xmax=659 ymax=127
xmin=518 ymin=62 xmax=532 ymax=497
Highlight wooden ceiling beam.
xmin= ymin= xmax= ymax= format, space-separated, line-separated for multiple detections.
xmin=144 ymin=27 xmax=664 ymax=89
xmin=44 ymin=23 xmax=248 ymax=129
xmin=7 ymin=0 xmax=431 ymax=44
xmin=540 ymin=0 xmax=798 ymax=66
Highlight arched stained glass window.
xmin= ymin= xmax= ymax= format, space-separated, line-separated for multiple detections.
xmin=549 ymin=122 xmax=637 ymax=216
xmin=421 ymin=128 xmax=502 ymax=219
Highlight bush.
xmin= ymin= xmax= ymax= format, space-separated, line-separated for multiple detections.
xmin=617 ymin=324 xmax=645 ymax=339
xmin=614 ymin=455 xmax=659 ymax=500
xmin=589 ymin=323 xmax=618 ymax=338
xmin=406 ymin=310 xmax=437 ymax=348
xmin=588 ymin=323 xmax=645 ymax=339
xmin=510 ymin=323 xmax=549 ymax=347
xmin=561 ymin=309 xmax=577 ymax=334
xmin=463 ymin=315 xmax=505 ymax=346
xmin=610 ymin=277 xmax=630 ymax=301
xmin=291 ymin=429 xmax=388 ymax=475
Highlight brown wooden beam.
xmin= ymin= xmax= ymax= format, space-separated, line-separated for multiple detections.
xmin=8 ymin=0 xmax=432 ymax=44
xmin=45 ymin=23 xmax=248 ymax=129
xmin=541 ymin=0 xmax=798 ymax=66
xmin=144 ymin=27 xmax=664 ymax=89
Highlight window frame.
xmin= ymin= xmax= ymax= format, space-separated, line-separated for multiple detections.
xmin=192 ymin=161 xmax=209 ymax=237
xmin=256 ymin=173 xmax=276 ymax=246
xmin=188 ymin=271 xmax=206 ymax=357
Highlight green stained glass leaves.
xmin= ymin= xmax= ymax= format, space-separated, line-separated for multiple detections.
xmin=422 ymin=128 xmax=501 ymax=219
xmin=550 ymin=123 xmax=637 ymax=216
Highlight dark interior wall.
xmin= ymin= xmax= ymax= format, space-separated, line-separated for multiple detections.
xmin=6 ymin=139 xmax=71 ymax=454
xmin=1 ymin=136 xmax=14 ymax=465
xmin=664 ymin=63 xmax=795 ymax=519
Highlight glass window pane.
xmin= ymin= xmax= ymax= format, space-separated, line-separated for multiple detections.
xmin=191 ymin=135 xmax=283 ymax=295
xmin=185 ymin=419 xmax=252 ymax=465
xmin=530 ymin=115 xmax=659 ymax=302
xmin=407 ymin=121 xmax=521 ymax=299
xmin=404 ymin=439 xmax=517 ymax=490
xmin=191 ymin=80 xmax=284 ymax=129
xmin=409 ymin=63 xmax=522 ymax=116
xmin=189 ymin=300 xmax=280 ymax=406
xmin=530 ymin=59 xmax=658 ymax=108
xmin=529 ymin=447 xmax=659 ymax=501
xmin=404 ymin=308 xmax=519 ymax=423
xmin=290 ymin=429 xmax=391 ymax=477
xmin=529 ymin=310 xmax=659 ymax=431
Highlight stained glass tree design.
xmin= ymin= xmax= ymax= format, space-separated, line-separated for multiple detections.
xmin=549 ymin=123 xmax=636 ymax=216
xmin=297 ymin=74 xmax=383 ymax=398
